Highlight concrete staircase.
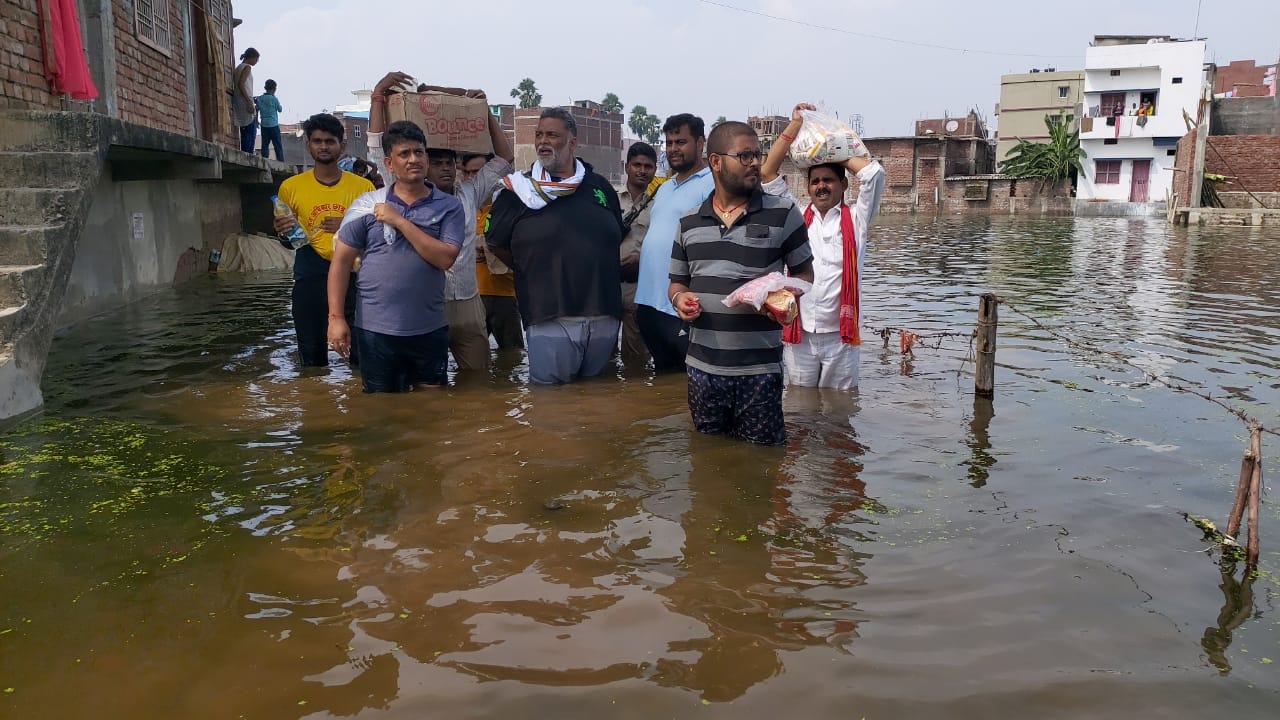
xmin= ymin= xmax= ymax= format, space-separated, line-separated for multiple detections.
xmin=0 ymin=112 xmax=106 ymax=420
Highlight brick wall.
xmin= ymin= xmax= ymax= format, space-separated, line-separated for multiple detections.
xmin=940 ymin=176 xmax=1073 ymax=215
xmin=2 ymin=1 xmax=214 ymax=138
xmin=112 ymin=0 xmax=189 ymax=134
xmin=1174 ymin=131 xmax=1280 ymax=207
xmin=1 ymin=0 xmax=56 ymax=109
xmin=1214 ymin=60 xmax=1276 ymax=95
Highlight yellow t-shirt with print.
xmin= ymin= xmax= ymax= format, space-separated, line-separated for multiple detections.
xmin=277 ymin=170 xmax=374 ymax=260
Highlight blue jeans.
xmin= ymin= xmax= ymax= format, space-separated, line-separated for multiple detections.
xmin=239 ymin=121 xmax=258 ymax=154
xmin=260 ymin=125 xmax=283 ymax=161
xmin=525 ymin=316 xmax=620 ymax=384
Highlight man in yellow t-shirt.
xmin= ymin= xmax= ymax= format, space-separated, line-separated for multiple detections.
xmin=273 ymin=113 xmax=374 ymax=367
xmin=472 ymin=191 xmax=524 ymax=350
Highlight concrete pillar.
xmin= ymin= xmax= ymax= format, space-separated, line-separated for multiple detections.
xmin=82 ymin=0 xmax=118 ymax=118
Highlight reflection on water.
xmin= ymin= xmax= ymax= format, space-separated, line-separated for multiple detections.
xmin=2 ymin=217 xmax=1279 ymax=718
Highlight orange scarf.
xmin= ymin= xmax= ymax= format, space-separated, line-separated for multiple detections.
xmin=783 ymin=203 xmax=860 ymax=345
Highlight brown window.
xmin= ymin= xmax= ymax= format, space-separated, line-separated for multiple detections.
xmin=1095 ymin=160 xmax=1122 ymax=184
xmin=135 ymin=0 xmax=172 ymax=55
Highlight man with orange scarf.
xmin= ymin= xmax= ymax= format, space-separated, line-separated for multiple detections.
xmin=761 ymin=103 xmax=885 ymax=390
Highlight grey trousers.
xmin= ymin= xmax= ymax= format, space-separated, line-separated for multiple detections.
xmin=526 ymin=315 xmax=621 ymax=384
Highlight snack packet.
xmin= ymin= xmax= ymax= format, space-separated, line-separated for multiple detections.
xmin=723 ymin=272 xmax=812 ymax=324
xmin=789 ymin=110 xmax=868 ymax=168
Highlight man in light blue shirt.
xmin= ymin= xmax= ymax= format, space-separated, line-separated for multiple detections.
xmin=256 ymin=79 xmax=284 ymax=161
xmin=634 ymin=113 xmax=715 ymax=372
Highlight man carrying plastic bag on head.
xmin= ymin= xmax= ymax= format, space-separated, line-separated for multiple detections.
xmin=760 ymin=103 xmax=885 ymax=390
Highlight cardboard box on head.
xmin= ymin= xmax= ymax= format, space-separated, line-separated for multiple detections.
xmin=387 ymin=91 xmax=495 ymax=155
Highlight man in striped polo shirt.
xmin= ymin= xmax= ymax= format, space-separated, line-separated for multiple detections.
xmin=668 ymin=121 xmax=814 ymax=445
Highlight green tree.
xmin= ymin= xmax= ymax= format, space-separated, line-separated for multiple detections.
xmin=714 ymin=115 xmax=728 ymax=128
xmin=1001 ymin=112 xmax=1086 ymax=192
xmin=601 ymin=92 xmax=623 ymax=113
xmin=510 ymin=78 xmax=542 ymax=109
xmin=629 ymin=105 xmax=660 ymax=143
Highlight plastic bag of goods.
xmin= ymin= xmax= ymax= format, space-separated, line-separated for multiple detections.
xmin=722 ymin=272 xmax=813 ymax=325
xmin=789 ymin=110 xmax=867 ymax=168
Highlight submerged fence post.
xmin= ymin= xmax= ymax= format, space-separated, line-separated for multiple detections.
xmin=1247 ymin=426 xmax=1263 ymax=567
xmin=975 ymin=294 xmax=998 ymax=398
xmin=1225 ymin=423 xmax=1264 ymax=567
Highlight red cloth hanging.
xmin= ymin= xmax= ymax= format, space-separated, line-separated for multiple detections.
xmin=40 ymin=0 xmax=99 ymax=101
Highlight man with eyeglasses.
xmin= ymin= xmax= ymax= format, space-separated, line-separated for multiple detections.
xmin=667 ymin=121 xmax=813 ymax=445
xmin=634 ymin=113 xmax=715 ymax=373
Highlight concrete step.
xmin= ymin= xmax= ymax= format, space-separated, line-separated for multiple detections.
xmin=0 ymin=264 xmax=43 ymax=309
xmin=0 ymin=111 xmax=104 ymax=152
xmin=0 ymin=224 xmax=54 ymax=266
xmin=0 ymin=151 xmax=101 ymax=189
xmin=0 ymin=188 xmax=79 ymax=226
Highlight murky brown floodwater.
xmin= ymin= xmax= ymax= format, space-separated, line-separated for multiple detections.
xmin=3 ymin=216 xmax=1279 ymax=719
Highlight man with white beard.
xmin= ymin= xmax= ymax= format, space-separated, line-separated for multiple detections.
xmin=485 ymin=108 xmax=626 ymax=384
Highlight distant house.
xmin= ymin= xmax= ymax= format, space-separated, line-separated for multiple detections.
xmin=994 ymin=69 xmax=1084 ymax=166
xmin=1076 ymin=35 xmax=1209 ymax=216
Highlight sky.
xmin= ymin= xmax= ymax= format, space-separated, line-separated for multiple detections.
xmin=233 ymin=0 xmax=1279 ymax=137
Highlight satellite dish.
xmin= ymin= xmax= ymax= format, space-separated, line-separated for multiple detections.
xmin=945 ymin=120 xmax=960 ymax=132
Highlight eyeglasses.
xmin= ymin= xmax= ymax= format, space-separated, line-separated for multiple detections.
xmin=714 ymin=151 xmax=762 ymax=166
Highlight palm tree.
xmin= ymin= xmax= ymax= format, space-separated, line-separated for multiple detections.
xmin=510 ymin=78 xmax=542 ymax=109
xmin=629 ymin=105 xmax=660 ymax=143
xmin=1001 ymin=112 xmax=1086 ymax=193
xmin=601 ymin=92 xmax=623 ymax=113
xmin=713 ymin=115 xmax=728 ymax=128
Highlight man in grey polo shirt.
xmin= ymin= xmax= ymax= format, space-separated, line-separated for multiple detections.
xmin=668 ymin=121 xmax=813 ymax=444
xmin=328 ymin=121 xmax=465 ymax=392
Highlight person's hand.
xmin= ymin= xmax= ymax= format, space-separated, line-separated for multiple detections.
xmin=464 ymin=89 xmax=487 ymax=100
xmin=319 ymin=216 xmax=343 ymax=233
xmin=374 ymin=71 xmax=414 ymax=97
xmin=272 ymin=215 xmax=298 ymax=235
xmin=790 ymin=102 xmax=816 ymax=123
xmin=372 ymin=202 xmax=403 ymax=229
xmin=673 ymin=291 xmax=701 ymax=321
xmin=327 ymin=317 xmax=352 ymax=358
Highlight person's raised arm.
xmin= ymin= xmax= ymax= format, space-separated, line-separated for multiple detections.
xmin=472 ymin=90 xmax=514 ymax=163
xmin=762 ymin=102 xmax=815 ymax=184
xmin=369 ymin=71 xmax=413 ymax=134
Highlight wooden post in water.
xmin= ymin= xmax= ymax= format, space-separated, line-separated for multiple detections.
xmin=975 ymin=294 xmax=998 ymax=398
xmin=1225 ymin=424 xmax=1264 ymax=566
xmin=1247 ymin=426 xmax=1263 ymax=567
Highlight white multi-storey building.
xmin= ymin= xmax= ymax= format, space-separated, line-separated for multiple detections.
xmin=1077 ymin=36 xmax=1207 ymax=215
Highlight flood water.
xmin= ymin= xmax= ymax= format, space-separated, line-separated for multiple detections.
xmin=3 ymin=216 xmax=1279 ymax=719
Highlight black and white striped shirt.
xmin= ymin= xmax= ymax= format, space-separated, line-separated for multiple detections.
xmin=669 ymin=189 xmax=813 ymax=376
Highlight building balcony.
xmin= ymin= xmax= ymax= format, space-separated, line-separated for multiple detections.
xmin=1079 ymin=113 xmax=1183 ymax=142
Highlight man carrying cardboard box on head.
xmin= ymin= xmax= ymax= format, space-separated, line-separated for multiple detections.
xmin=366 ymin=71 xmax=515 ymax=373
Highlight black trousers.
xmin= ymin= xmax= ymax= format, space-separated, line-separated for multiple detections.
xmin=293 ymin=273 xmax=358 ymax=367
xmin=636 ymin=304 xmax=690 ymax=373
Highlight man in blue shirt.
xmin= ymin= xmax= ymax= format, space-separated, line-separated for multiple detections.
xmin=256 ymin=79 xmax=284 ymax=161
xmin=634 ymin=113 xmax=715 ymax=372
xmin=329 ymin=121 xmax=465 ymax=392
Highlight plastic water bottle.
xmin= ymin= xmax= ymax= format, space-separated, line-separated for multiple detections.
xmin=272 ymin=195 xmax=309 ymax=249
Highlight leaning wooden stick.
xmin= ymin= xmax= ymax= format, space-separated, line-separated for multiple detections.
xmin=1227 ymin=430 xmax=1256 ymax=543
